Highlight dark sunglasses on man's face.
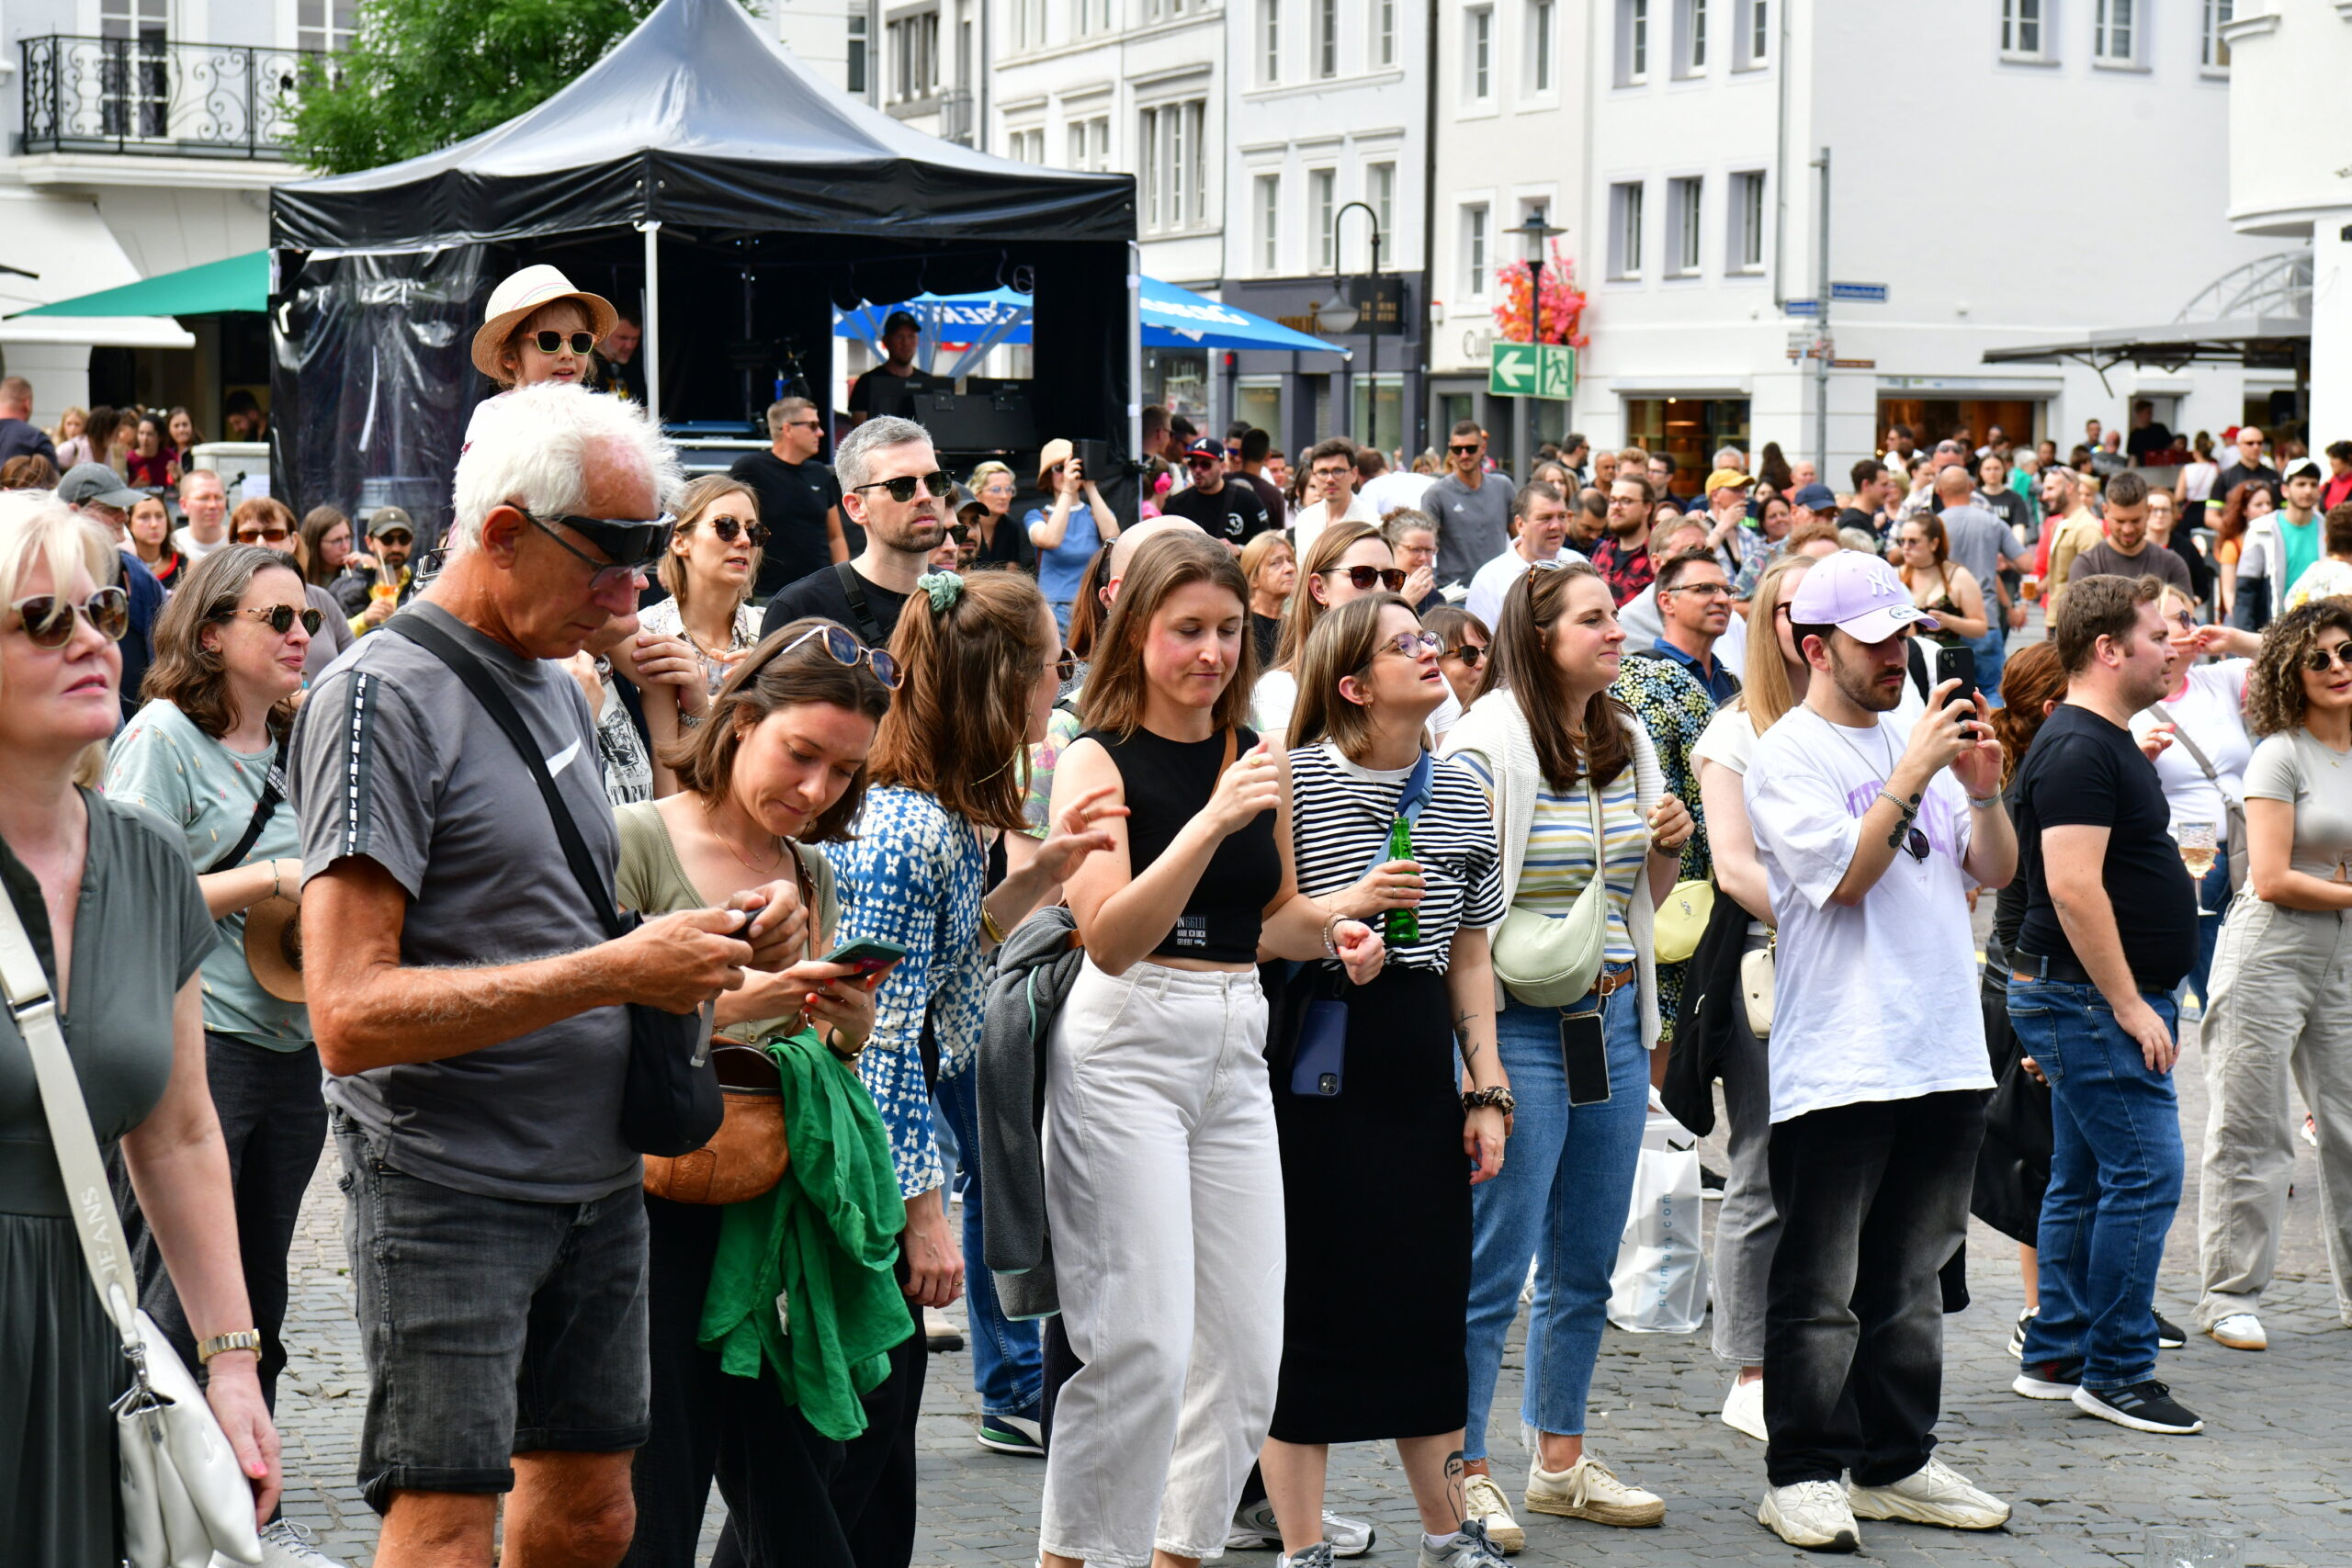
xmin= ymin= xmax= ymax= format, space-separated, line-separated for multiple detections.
xmin=1322 ymin=564 xmax=1408 ymax=592
xmin=851 ymin=470 xmax=954 ymax=504
xmin=232 ymin=604 xmax=326 ymax=637
xmin=1449 ymin=444 xmax=1481 ymax=456
xmin=704 ymin=515 xmax=769 ymax=547
xmin=375 ymin=530 xmax=414 ymax=547
xmin=529 ymin=330 xmax=598 ymax=355
xmin=10 ymin=586 xmax=130 ymax=649
xmin=1186 ymin=456 xmax=1219 ymax=470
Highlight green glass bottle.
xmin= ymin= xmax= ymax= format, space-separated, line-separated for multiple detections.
xmin=1384 ymin=816 xmax=1419 ymax=947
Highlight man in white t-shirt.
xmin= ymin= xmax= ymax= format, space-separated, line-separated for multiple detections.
xmin=1464 ymin=480 xmax=1579 ymax=627
xmin=1355 ymin=445 xmax=1434 ymax=521
xmin=1742 ymin=549 xmax=2016 ymax=1552
xmin=1288 ymin=437 xmax=1378 ymax=561
xmin=173 ymin=468 xmax=231 ymax=560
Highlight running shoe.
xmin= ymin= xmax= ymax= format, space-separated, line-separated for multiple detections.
xmin=2013 ymin=1358 xmax=2086 ymax=1399
xmin=2073 ymin=1379 xmax=2204 ymax=1435
xmin=1847 ymin=1456 xmax=2010 ymax=1529
xmin=1758 ymin=1480 xmax=1860 ymax=1551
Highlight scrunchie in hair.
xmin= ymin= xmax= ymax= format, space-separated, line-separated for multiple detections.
xmin=916 ymin=570 xmax=964 ymax=612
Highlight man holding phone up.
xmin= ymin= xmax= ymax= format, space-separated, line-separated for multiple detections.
xmin=1743 ymin=551 xmax=2017 ymax=1551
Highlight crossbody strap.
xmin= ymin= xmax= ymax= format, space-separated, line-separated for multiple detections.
xmin=384 ymin=615 xmax=623 ymax=941
xmin=2143 ymin=702 xmax=2222 ymax=787
xmin=0 ymin=879 xmax=141 ymax=1346
xmin=832 ymin=561 xmax=886 ymax=646
xmin=202 ymin=727 xmax=292 ymax=875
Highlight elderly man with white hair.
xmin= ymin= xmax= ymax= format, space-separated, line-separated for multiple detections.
xmin=292 ymin=383 xmax=813 ymax=1568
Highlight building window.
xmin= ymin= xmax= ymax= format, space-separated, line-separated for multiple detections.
xmin=1376 ymin=0 xmax=1396 ymax=66
xmin=1464 ymin=203 xmax=1490 ymax=295
xmin=1680 ymin=0 xmax=1706 ymax=73
xmin=1622 ymin=0 xmax=1650 ymax=84
xmin=1076 ymin=0 xmax=1113 ymax=35
xmin=1261 ymin=0 xmax=1281 ymax=79
xmin=1530 ymin=0 xmax=1555 ymax=90
xmin=1313 ymin=168 xmax=1338 ymax=269
xmin=1729 ymin=170 xmax=1766 ymax=271
xmin=1367 ymin=163 xmax=1396 ymax=261
xmin=847 ymin=9 xmax=868 ymax=93
xmin=1466 ymin=6 xmax=1493 ymax=98
xmin=2201 ymin=0 xmax=2233 ymax=68
xmin=2093 ymin=0 xmax=2135 ymax=62
xmin=1141 ymin=99 xmax=1209 ymax=231
xmin=296 ymin=0 xmax=358 ymax=53
xmin=1609 ymin=180 xmax=1645 ymax=279
xmin=1067 ymin=115 xmax=1109 ymax=170
xmin=1317 ymin=0 xmax=1339 ymax=76
xmin=888 ymin=10 xmax=940 ymax=103
xmin=2000 ymin=0 xmax=2044 ymax=57
xmin=1741 ymin=0 xmax=1766 ymax=64
xmin=1668 ymin=176 xmax=1702 ymax=275
xmin=1258 ymin=175 xmax=1282 ymax=272
xmin=1009 ymin=126 xmax=1045 ymax=162
xmin=1012 ymin=0 xmax=1046 ymax=47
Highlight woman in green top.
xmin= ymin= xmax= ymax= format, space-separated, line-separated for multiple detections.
xmin=105 ymin=544 xmax=320 ymax=1419
xmin=616 ymin=615 xmax=896 ymax=1568
xmin=0 ymin=493 xmax=279 ymax=1566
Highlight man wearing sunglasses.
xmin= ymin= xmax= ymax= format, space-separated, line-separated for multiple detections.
xmin=847 ymin=310 xmax=949 ymax=427
xmin=334 ymin=506 xmax=423 ymax=633
xmin=291 ymin=383 xmax=814 ymax=1568
xmin=1743 ymin=549 xmax=2016 ymax=1551
xmin=760 ymin=414 xmax=948 ymax=647
xmin=1464 ymin=479 xmax=1577 ymax=629
xmin=1427 ymin=420 xmax=1513 ymax=591
xmin=732 ymin=396 xmax=851 ymax=597
xmin=57 ymin=460 xmax=164 ymax=718
xmin=1161 ymin=435 xmax=1269 ymax=548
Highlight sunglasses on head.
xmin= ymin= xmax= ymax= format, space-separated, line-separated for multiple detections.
xmin=773 ymin=622 xmax=903 ymax=689
xmin=2304 ymin=641 xmax=2352 ymax=674
xmin=1322 ymin=564 xmax=1408 ymax=592
xmin=701 ymin=515 xmax=769 ymax=547
xmin=10 ymin=586 xmax=130 ymax=649
xmin=232 ymin=525 xmax=290 ymax=544
xmin=232 ymin=603 xmax=325 ymax=637
xmin=850 ymin=470 xmax=954 ymax=504
xmin=528 ymin=330 xmax=598 ymax=355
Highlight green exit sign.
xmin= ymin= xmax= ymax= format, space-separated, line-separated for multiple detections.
xmin=1490 ymin=340 xmax=1576 ymax=400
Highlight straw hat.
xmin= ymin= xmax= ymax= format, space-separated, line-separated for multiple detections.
xmin=1035 ymin=437 xmax=1074 ymax=490
xmin=470 ymin=265 xmax=619 ymax=380
xmin=243 ymin=894 xmax=305 ymax=1003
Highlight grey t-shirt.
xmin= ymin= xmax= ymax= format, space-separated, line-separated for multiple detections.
xmin=2071 ymin=540 xmax=2193 ymax=599
xmin=2243 ymin=728 xmax=2352 ymax=881
xmin=292 ymin=600 xmax=637 ymax=1202
xmin=1426 ymin=472 xmax=1515 ymax=587
xmin=1936 ymin=505 xmax=2022 ymax=609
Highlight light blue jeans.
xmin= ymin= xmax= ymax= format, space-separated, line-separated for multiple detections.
xmin=1463 ymin=974 xmax=1647 ymax=1461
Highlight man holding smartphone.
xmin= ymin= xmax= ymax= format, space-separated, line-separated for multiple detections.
xmin=1743 ymin=551 xmax=2017 ymax=1552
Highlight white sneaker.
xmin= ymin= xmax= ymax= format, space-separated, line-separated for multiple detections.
xmin=1846 ymin=1455 xmax=2010 ymax=1531
xmin=2209 ymin=1312 xmax=2267 ymax=1351
xmin=1721 ymin=1374 xmax=1769 ymax=1442
xmin=1227 ymin=1500 xmax=1374 ymax=1558
xmin=257 ymin=1519 xmax=344 ymax=1566
xmin=1758 ymin=1479 xmax=1860 ymax=1551
xmin=1418 ymin=1519 xmax=1512 ymax=1568
xmin=1524 ymin=1452 xmax=1666 ymax=1528
xmin=1462 ymin=1473 xmax=1524 ymax=1555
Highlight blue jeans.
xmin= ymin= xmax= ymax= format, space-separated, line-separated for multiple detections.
xmin=2183 ymin=846 xmax=2230 ymax=1011
xmin=1967 ymin=626 xmax=2007 ymax=710
xmin=933 ymin=1069 xmax=1044 ymax=1422
xmin=2007 ymin=976 xmax=2185 ymax=1390
xmin=1463 ymin=975 xmax=1646 ymax=1460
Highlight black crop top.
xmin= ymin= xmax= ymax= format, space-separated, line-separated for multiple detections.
xmin=1081 ymin=724 xmax=1283 ymax=964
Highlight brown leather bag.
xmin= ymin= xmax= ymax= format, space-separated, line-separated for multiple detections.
xmin=641 ymin=849 xmax=815 ymax=1206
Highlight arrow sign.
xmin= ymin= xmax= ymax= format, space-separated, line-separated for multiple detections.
xmin=1830 ymin=280 xmax=1889 ymax=304
xmin=1489 ymin=341 xmax=1537 ymax=397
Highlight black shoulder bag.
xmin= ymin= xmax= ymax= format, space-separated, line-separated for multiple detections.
xmin=387 ymin=615 xmax=722 ymax=1156
xmin=203 ymin=728 xmax=291 ymax=874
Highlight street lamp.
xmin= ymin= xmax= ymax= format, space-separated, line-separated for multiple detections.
xmin=1510 ymin=206 xmax=1566 ymax=344
xmin=1324 ymin=199 xmax=1382 ymax=446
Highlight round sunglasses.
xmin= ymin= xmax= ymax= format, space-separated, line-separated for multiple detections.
xmin=1320 ymin=564 xmax=1408 ymax=592
xmin=1445 ymin=642 xmax=1487 ymax=668
xmin=2303 ymin=641 xmax=2352 ymax=674
xmin=698 ymin=515 xmax=769 ymax=547
xmin=528 ymin=330 xmax=598 ymax=355
xmin=10 ymin=586 xmax=130 ymax=648
xmin=229 ymin=604 xmax=326 ymax=637
xmin=775 ymin=622 xmax=902 ymax=689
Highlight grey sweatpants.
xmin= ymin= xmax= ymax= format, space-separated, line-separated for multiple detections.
xmin=1713 ymin=930 xmax=1781 ymax=1366
xmin=2196 ymin=898 xmax=2352 ymax=1330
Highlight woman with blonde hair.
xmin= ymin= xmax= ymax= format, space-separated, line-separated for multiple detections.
xmin=1240 ymin=530 xmax=1296 ymax=665
xmin=965 ymin=459 xmax=1034 ymax=570
xmin=640 ymin=473 xmax=768 ymax=694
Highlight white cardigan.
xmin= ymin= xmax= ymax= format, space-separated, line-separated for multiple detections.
xmin=1438 ymin=688 xmax=1666 ymax=1051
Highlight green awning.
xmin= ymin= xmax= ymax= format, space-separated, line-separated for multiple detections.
xmin=9 ymin=249 xmax=266 ymax=319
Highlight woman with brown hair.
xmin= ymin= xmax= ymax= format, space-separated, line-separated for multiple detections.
xmin=2211 ymin=478 xmax=2278 ymax=622
xmin=296 ymin=505 xmax=355 ymax=590
xmin=127 ymin=491 xmax=186 ymax=590
xmin=1894 ymin=511 xmax=1988 ymax=648
xmin=641 ymin=474 xmax=768 ymax=695
xmin=231 ymin=497 xmax=352 ymax=681
xmin=1254 ymin=519 xmax=1408 ymax=743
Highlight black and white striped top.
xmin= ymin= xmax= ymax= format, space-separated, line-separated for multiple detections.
xmin=1287 ymin=742 xmax=1506 ymax=974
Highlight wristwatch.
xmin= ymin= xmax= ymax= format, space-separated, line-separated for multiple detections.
xmin=197 ymin=1330 xmax=262 ymax=1365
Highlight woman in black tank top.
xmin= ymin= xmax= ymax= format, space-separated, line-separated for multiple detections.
xmin=1035 ymin=531 xmax=1383 ymax=1568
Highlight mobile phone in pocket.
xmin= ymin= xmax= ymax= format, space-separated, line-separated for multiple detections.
xmin=1562 ymin=1010 xmax=1610 ymax=1106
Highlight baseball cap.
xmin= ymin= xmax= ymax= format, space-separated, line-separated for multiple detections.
xmin=1792 ymin=482 xmax=1838 ymax=512
xmin=882 ymin=310 xmax=922 ymax=335
xmin=1788 ymin=549 xmax=1935 ymax=644
xmin=56 ymin=463 xmax=145 ymax=511
xmin=1183 ymin=436 xmax=1224 ymax=461
xmin=2288 ymin=459 xmax=2324 ymax=482
xmin=366 ymin=505 xmax=414 ymax=538
xmin=1704 ymin=468 xmax=1753 ymax=493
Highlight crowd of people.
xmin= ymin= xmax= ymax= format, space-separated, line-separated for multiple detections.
xmin=3 ymin=265 xmax=2350 ymax=1568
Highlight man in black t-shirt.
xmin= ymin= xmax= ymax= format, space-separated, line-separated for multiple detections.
xmin=1160 ymin=436 xmax=1269 ymax=547
xmin=731 ymin=396 xmax=850 ymax=598
xmin=846 ymin=310 xmax=949 ymax=426
xmin=2007 ymin=573 xmax=2203 ymax=1438
xmin=760 ymin=414 xmax=946 ymax=647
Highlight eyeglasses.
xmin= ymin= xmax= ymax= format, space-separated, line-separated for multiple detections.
xmin=232 ymin=604 xmax=325 ymax=637
xmin=850 ymin=470 xmax=954 ymax=504
xmin=701 ymin=515 xmax=769 ymax=547
xmin=1445 ymin=643 xmax=1487 ymax=668
xmin=232 ymin=525 xmax=290 ymax=544
xmin=1321 ymin=564 xmax=1408 ymax=592
xmin=1663 ymin=581 xmax=1733 ymax=599
xmin=1371 ymin=629 xmax=1443 ymax=660
xmin=528 ymin=330 xmax=598 ymax=355
xmin=1054 ymin=650 xmax=1080 ymax=683
xmin=775 ymin=622 xmax=903 ymax=689
xmin=2303 ymin=641 xmax=2352 ymax=674
xmin=9 ymin=586 xmax=130 ymax=648
xmin=1449 ymin=444 xmax=1482 ymax=456
xmin=514 ymin=506 xmax=659 ymax=594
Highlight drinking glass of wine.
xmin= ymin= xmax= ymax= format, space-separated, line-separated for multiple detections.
xmin=2177 ymin=820 xmax=2219 ymax=915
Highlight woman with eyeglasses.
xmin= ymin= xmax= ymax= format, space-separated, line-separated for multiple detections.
xmin=1029 ymin=438 xmax=1118 ymax=634
xmin=1894 ymin=512 xmax=1987 ymax=649
xmin=639 ymin=475 xmax=768 ymax=695
xmin=1256 ymin=593 xmax=1510 ymax=1568
xmin=831 ymin=570 xmax=1125 ymax=1564
xmin=127 ymin=491 xmax=186 ymax=590
xmin=2195 ymin=600 xmax=2352 ymax=1356
xmin=1240 ymin=531 xmax=1296 ymax=666
xmin=1253 ymin=520 xmax=1419 ymax=746
xmin=1438 ymin=560 xmax=1692 ymax=1548
xmin=616 ymin=618 xmax=899 ymax=1568
xmin=103 ymin=542 xmax=325 ymax=1431
xmin=1422 ymin=604 xmax=1491 ymax=711
xmin=967 ymin=460 xmax=1035 ymax=571
xmin=0 ymin=495 xmax=281 ymax=1568
xmin=296 ymin=505 xmax=355 ymax=591
xmin=230 ymin=497 xmax=353 ymax=682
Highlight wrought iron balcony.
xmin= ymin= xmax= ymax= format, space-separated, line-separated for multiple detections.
xmin=18 ymin=35 xmax=327 ymax=159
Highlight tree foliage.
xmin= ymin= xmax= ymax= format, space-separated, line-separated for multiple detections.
xmin=286 ymin=0 xmax=666 ymax=175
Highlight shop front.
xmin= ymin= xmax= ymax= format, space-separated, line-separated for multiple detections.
xmin=1624 ymin=396 xmax=1752 ymax=502
xmin=1219 ymin=273 xmax=1422 ymax=459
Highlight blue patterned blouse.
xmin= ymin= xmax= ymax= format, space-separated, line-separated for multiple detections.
xmin=831 ymin=785 xmax=988 ymax=1201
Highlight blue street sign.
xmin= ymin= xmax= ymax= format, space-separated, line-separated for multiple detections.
xmin=1830 ymin=281 xmax=1889 ymax=304
xmin=1785 ymin=299 xmax=1819 ymax=318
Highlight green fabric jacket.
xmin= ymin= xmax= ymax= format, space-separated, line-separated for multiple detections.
xmin=698 ymin=1031 xmax=910 ymax=1440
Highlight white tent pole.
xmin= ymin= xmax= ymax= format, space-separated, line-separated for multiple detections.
xmin=639 ymin=219 xmax=663 ymax=426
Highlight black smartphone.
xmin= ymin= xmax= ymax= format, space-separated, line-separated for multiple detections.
xmin=1289 ymin=999 xmax=1348 ymax=1097
xmin=1934 ymin=644 xmax=1980 ymax=728
xmin=1561 ymin=1010 xmax=1610 ymax=1106
xmin=822 ymin=937 xmax=910 ymax=978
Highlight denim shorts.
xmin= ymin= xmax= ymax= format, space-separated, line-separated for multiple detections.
xmin=333 ymin=1111 xmax=651 ymax=1513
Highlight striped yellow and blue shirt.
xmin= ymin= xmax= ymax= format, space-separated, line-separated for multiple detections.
xmin=1455 ymin=755 xmax=1648 ymax=962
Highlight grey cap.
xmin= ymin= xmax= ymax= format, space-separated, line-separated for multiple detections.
xmin=56 ymin=463 xmax=145 ymax=511
xmin=366 ymin=505 xmax=415 ymax=536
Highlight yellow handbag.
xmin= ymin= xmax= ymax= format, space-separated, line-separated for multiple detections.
xmin=1652 ymin=878 xmax=1715 ymax=965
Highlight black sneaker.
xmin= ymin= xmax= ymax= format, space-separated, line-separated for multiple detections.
xmin=2155 ymin=1311 xmax=2187 ymax=1349
xmin=2073 ymin=1379 xmax=2204 ymax=1435
xmin=2011 ymin=1358 xmax=2084 ymax=1400
xmin=2007 ymin=1305 xmax=2036 ymax=1358
xmin=1700 ymin=1165 xmax=1727 ymax=1199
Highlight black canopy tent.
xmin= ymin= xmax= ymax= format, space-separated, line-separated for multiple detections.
xmin=267 ymin=0 xmax=1137 ymax=541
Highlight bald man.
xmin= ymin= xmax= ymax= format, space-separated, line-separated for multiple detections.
xmin=1931 ymin=462 xmax=2027 ymax=692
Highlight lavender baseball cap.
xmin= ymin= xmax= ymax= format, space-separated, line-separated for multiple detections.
xmin=1789 ymin=549 xmax=1936 ymax=644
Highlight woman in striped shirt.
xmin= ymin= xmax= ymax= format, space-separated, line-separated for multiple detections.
xmin=1258 ymin=592 xmax=1510 ymax=1568
xmin=1439 ymin=560 xmax=1693 ymax=1548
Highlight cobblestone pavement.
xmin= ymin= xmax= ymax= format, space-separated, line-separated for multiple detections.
xmin=275 ymin=1022 xmax=2349 ymax=1568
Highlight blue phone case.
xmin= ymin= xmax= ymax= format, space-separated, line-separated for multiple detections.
xmin=1288 ymin=998 xmax=1349 ymax=1097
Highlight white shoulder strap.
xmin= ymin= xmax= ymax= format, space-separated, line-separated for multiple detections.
xmin=0 ymin=881 xmax=143 ymax=1347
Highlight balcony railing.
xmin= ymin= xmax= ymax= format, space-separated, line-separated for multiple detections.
xmin=938 ymin=88 xmax=975 ymax=146
xmin=18 ymin=35 xmax=326 ymax=159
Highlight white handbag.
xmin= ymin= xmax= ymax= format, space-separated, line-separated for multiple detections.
xmin=0 ymin=889 xmax=263 ymax=1568
xmin=1740 ymin=934 xmax=1776 ymax=1040
xmin=1491 ymin=782 xmax=1619 ymax=1008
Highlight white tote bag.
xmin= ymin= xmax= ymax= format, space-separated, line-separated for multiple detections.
xmin=1606 ymin=1111 xmax=1710 ymax=1334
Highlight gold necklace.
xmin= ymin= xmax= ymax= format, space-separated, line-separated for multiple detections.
xmin=705 ymin=801 xmax=785 ymax=874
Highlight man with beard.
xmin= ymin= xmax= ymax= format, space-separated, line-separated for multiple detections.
xmin=2006 ymin=574 xmax=2203 ymax=1436
xmin=759 ymin=415 xmax=946 ymax=647
xmin=336 ymin=506 xmax=421 ymax=630
xmin=1591 ymin=470 xmax=1658 ymax=606
xmin=2069 ymin=470 xmax=2192 ymax=599
xmin=1744 ymin=550 xmax=2015 ymax=1551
